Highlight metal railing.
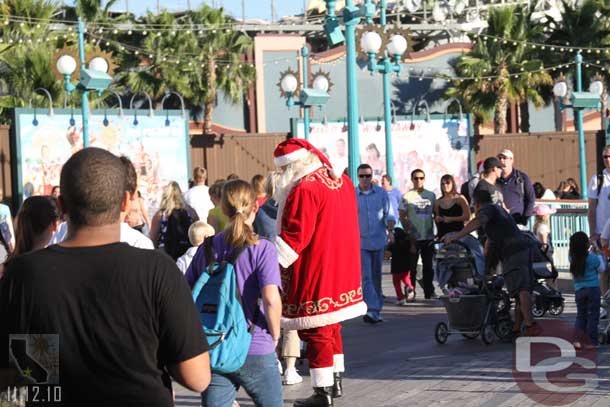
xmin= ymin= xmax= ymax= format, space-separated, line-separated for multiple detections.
xmin=527 ymin=200 xmax=589 ymax=270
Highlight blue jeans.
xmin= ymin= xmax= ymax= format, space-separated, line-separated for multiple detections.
xmin=575 ymin=286 xmax=601 ymax=345
xmin=201 ymin=352 xmax=283 ymax=407
xmin=361 ymin=249 xmax=384 ymax=320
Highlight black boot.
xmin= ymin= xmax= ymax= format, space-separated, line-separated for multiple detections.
xmin=332 ymin=373 xmax=343 ymax=398
xmin=293 ymin=387 xmax=334 ymax=407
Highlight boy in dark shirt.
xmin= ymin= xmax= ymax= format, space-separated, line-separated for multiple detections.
xmin=442 ymin=189 xmax=541 ymax=337
xmin=0 ymin=148 xmax=211 ymax=406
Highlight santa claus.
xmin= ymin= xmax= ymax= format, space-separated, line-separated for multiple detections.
xmin=273 ymin=139 xmax=366 ymax=407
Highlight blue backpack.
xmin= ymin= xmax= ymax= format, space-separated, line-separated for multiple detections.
xmin=191 ymin=237 xmax=259 ymax=373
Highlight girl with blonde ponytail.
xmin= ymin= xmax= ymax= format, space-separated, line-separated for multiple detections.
xmin=186 ymin=179 xmax=284 ymax=407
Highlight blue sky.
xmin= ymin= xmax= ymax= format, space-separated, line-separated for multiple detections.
xmin=90 ymin=1 xmax=305 ymax=21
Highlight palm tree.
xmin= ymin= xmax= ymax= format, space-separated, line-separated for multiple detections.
xmin=444 ymin=6 xmax=552 ymax=134
xmin=542 ymin=0 xmax=610 ymax=130
xmin=72 ymin=0 xmax=120 ymax=22
xmin=188 ymin=5 xmax=255 ymax=134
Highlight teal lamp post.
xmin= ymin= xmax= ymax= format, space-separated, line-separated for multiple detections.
xmin=554 ymin=51 xmax=603 ymax=199
xmin=360 ymin=0 xmax=409 ymax=181
xmin=55 ymin=18 xmax=113 ymax=147
xmin=323 ymin=0 xmax=361 ymax=181
xmin=279 ymin=46 xmax=332 ymax=140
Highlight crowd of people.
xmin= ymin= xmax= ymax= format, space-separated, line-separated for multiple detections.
xmin=1 ymin=142 xmax=609 ymax=407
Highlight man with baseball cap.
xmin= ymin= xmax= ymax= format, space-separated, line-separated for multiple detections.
xmin=473 ymin=157 xmax=507 ymax=209
xmin=497 ymin=149 xmax=535 ymax=226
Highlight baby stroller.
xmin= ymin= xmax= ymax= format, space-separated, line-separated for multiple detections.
xmin=598 ymin=289 xmax=610 ymax=344
xmin=522 ymin=231 xmax=565 ymax=317
xmin=433 ymin=236 xmax=513 ymax=345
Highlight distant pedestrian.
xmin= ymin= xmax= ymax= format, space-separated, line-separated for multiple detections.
xmin=399 ymin=169 xmax=437 ymax=299
xmin=251 ymin=174 xmax=268 ymax=209
xmin=533 ymin=182 xmax=556 ymax=200
xmin=176 ymin=221 xmax=215 ymax=274
xmin=184 ymin=167 xmax=215 ymax=220
xmin=357 ymin=164 xmax=394 ymax=323
xmin=533 ymin=204 xmax=556 ymax=257
xmin=253 ymin=173 xmax=278 ymax=240
xmin=433 ymin=174 xmax=470 ymax=239
xmin=151 ymin=181 xmax=199 ymax=260
xmin=0 ymin=187 xmax=15 ymax=254
xmin=381 ymin=174 xmax=402 ymax=220
xmin=496 ymin=149 xmax=535 ymax=226
xmin=208 ymin=180 xmax=229 ymax=233
xmin=569 ymin=231 xmax=604 ymax=349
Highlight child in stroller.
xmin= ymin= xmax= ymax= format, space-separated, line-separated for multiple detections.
xmin=522 ymin=230 xmax=565 ymax=317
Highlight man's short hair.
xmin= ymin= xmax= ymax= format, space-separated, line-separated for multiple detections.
xmin=188 ymin=221 xmax=215 ymax=246
xmin=382 ymin=174 xmax=392 ymax=185
xmin=604 ymin=145 xmax=610 ymax=154
xmin=60 ymin=148 xmax=126 ymax=227
xmin=119 ymin=156 xmax=137 ymax=195
xmin=473 ymin=189 xmax=493 ymax=206
xmin=357 ymin=163 xmax=372 ymax=172
xmin=193 ymin=167 xmax=207 ymax=184
xmin=411 ymin=169 xmax=425 ymax=179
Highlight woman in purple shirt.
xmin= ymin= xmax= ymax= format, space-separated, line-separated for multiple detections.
xmin=186 ymin=180 xmax=283 ymax=407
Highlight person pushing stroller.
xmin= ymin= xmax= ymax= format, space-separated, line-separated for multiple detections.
xmin=442 ymin=189 xmax=542 ymax=337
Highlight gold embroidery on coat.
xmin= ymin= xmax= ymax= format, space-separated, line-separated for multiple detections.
xmin=283 ymin=287 xmax=363 ymax=316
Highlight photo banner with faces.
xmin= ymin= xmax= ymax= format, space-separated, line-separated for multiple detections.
xmin=294 ymin=116 xmax=471 ymax=196
xmin=14 ymin=108 xmax=189 ymax=219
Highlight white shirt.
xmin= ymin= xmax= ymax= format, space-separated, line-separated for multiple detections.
xmin=176 ymin=246 xmax=199 ymax=274
xmin=49 ymin=222 xmax=154 ymax=250
xmin=587 ymin=168 xmax=610 ymax=234
xmin=183 ymin=185 xmax=214 ymax=220
xmin=120 ymin=222 xmax=154 ymax=249
xmin=541 ymin=189 xmax=556 ymax=200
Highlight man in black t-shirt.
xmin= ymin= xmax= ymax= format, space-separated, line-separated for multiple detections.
xmin=0 ymin=148 xmax=211 ymax=406
xmin=442 ymin=189 xmax=542 ymax=337
xmin=473 ymin=157 xmax=509 ymax=211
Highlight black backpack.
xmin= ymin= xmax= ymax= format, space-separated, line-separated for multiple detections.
xmin=164 ymin=206 xmax=199 ymax=260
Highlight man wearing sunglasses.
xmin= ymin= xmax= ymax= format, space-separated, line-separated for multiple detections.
xmin=496 ymin=149 xmax=535 ymax=226
xmin=357 ymin=164 xmax=394 ymax=324
xmin=398 ymin=169 xmax=437 ymax=300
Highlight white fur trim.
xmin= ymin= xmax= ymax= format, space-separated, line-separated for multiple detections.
xmin=281 ymin=301 xmax=367 ymax=330
xmin=310 ymin=367 xmax=335 ymax=387
xmin=274 ymin=148 xmax=310 ymax=167
xmin=333 ymin=354 xmax=345 ymax=373
xmin=275 ymin=236 xmax=299 ymax=268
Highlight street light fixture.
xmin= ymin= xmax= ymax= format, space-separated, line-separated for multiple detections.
xmin=553 ymin=52 xmax=602 ymax=199
xmin=357 ymin=0 xmax=412 ymax=182
xmin=54 ymin=18 xmax=114 ymax=147
xmin=278 ymin=47 xmax=331 ymax=140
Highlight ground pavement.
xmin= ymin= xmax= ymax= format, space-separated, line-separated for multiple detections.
xmin=175 ymin=266 xmax=610 ymax=407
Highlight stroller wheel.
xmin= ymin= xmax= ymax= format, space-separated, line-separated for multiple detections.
xmin=462 ymin=332 xmax=479 ymax=340
xmin=532 ymin=303 xmax=546 ymax=318
xmin=494 ymin=318 xmax=514 ymax=343
xmin=435 ymin=322 xmax=449 ymax=344
xmin=548 ymin=303 xmax=564 ymax=316
xmin=481 ymin=324 xmax=495 ymax=345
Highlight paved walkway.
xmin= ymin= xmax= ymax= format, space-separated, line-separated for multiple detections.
xmin=175 ymin=267 xmax=610 ymax=407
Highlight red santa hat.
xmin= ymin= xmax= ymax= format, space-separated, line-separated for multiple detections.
xmin=274 ymin=138 xmax=338 ymax=177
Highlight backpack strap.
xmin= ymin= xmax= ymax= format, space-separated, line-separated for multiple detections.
xmin=515 ymin=170 xmax=524 ymax=198
xmin=597 ymin=172 xmax=604 ymax=197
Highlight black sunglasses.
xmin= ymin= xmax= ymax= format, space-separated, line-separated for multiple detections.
xmin=358 ymin=174 xmax=372 ymax=178
xmin=412 ymin=176 xmax=425 ymax=180
xmin=604 ymin=155 xmax=610 ymax=159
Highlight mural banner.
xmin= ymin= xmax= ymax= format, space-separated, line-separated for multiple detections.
xmin=295 ymin=116 xmax=471 ymax=196
xmin=14 ymin=108 xmax=189 ymax=216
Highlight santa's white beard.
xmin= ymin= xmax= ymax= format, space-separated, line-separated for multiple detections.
xmin=273 ymin=154 xmax=323 ymax=234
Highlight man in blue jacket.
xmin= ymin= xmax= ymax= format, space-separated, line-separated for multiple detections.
xmin=496 ymin=149 xmax=535 ymax=226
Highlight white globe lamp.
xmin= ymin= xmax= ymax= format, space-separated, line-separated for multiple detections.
xmin=280 ymin=74 xmax=298 ymax=93
xmin=360 ymin=31 xmax=383 ymax=54
xmin=312 ymin=75 xmax=329 ymax=92
xmin=553 ymin=81 xmax=568 ymax=98
xmin=56 ymin=55 xmax=77 ymax=75
xmin=387 ymin=34 xmax=408 ymax=57
xmin=89 ymin=57 xmax=109 ymax=73
xmin=589 ymin=80 xmax=604 ymax=97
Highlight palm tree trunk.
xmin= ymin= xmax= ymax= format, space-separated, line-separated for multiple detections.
xmin=494 ymin=92 xmax=508 ymax=135
xmin=203 ymin=58 xmax=217 ymax=135
xmin=519 ymin=101 xmax=529 ymax=133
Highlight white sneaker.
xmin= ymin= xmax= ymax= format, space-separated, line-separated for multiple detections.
xmin=283 ymin=367 xmax=303 ymax=385
xmin=396 ymin=299 xmax=407 ymax=306
xmin=277 ymin=359 xmax=283 ymax=375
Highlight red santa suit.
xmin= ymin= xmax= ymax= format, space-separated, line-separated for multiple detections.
xmin=274 ymin=140 xmax=366 ymax=389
